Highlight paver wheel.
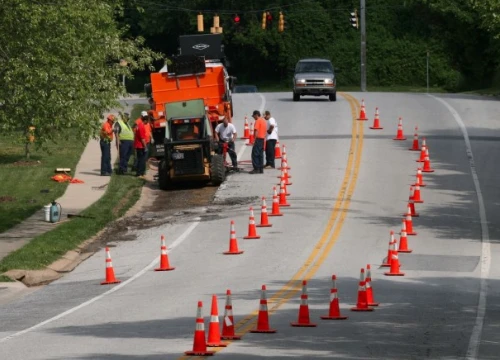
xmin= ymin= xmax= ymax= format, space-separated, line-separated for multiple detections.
xmin=158 ymin=159 xmax=173 ymax=190
xmin=210 ymin=154 xmax=226 ymax=186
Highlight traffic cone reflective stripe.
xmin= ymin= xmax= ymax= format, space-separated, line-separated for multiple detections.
xmin=410 ymin=126 xmax=420 ymax=150
xmin=101 ymin=247 xmax=121 ymax=285
xmin=422 ymin=148 xmax=435 ymax=172
xmin=417 ymin=139 xmax=427 ymax=162
xmin=241 ymin=116 xmax=250 ymax=139
xmin=274 ymin=140 xmax=282 ymax=159
xmin=351 ymin=269 xmax=374 ymax=311
xmin=155 ymin=235 xmax=175 ymax=271
xmin=250 ymin=285 xmax=277 ymax=333
xmin=398 ymin=219 xmax=413 ymax=253
xmin=393 ymin=117 xmax=407 ymax=140
xmin=413 ymin=184 xmax=423 ymax=203
xmin=382 ymin=231 xmax=397 ymax=267
xmin=405 ymin=207 xmax=417 ymax=236
xmin=357 ymin=99 xmax=368 ymax=120
xmin=385 ymin=254 xmax=405 ymax=276
xmin=185 ymin=301 xmax=215 ymax=356
xmin=321 ymin=275 xmax=348 ymax=320
xmin=278 ymin=181 xmax=290 ymax=207
xmin=369 ymin=107 xmax=383 ymax=129
xmin=207 ymin=295 xmax=228 ymax=347
xmin=243 ymin=207 xmax=261 ymax=239
xmin=291 ymin=280 xmax=317 ymax=327
xmin=257 ymin=197 xmax=272 ymax=227
xmin=224 ymin=220 xmax=244 ymax=255
xmin=221 ymin=289 xmax=242 ymax=340
xmin=246 ymin=122 xmax=254 ymax=146
xmin=269 ymin=187 xmax=283 ymax=216
xmin=365 ymin=264 xmax=379 ymax=306
xmin=282 ymin=144 xmax=287 ymax=157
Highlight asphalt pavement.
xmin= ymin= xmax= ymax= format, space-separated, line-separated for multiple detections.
xmin=0 ymin=91 xmax=499 ymax=359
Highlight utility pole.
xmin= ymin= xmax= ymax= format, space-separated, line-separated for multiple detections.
xmin=360 ymin=0 xmax=367 ymax=92
xmin=426 ymin=50 xmax=430 ymax=93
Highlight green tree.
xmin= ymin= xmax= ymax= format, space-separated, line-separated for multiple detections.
xmin=0 ymin=0 xmax=162 ymax=158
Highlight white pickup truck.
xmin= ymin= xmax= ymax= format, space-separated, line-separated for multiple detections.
xmin=292 ymin=58 xmax=337 ymax=102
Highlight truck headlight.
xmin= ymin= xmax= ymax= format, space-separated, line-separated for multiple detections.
xmin=295 ymin=79 xmax=306 ymax=84
xmin=324 ymin=79 xmax=334 ymax=84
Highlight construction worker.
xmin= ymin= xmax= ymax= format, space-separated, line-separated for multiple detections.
xmin=100 ymin=114 xmax=115 ymax=176
xmin=132 ymin=111 xmax=150 ymax=171
xmin=249 ymin=110 xmax=267 ymax=174
xmin=134 ymin=112 xmax=147 ymax=178
xmin=214 ymin=117 xmax=238 ymax=170
xmin=114 ymin=113 xmax=134 ymax=175
xmin=264 ymin=110 xmax=278 ymax=169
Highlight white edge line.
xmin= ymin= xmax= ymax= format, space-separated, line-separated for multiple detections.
xmin=0 ymin=221 xmax=200 ymax=343
xmin=429 ymin=94 xmax=491 ymax=360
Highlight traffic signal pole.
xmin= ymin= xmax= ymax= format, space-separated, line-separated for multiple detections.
xmin=360 ymin=0 xmax=367 ymax=92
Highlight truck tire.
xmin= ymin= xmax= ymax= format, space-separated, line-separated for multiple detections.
xmin=210 ymin=154 xmax=226 ymax=186
xmin=158 ymin=159 xmax=173 ymax=190
xmin=293 ymin=92 xmax=300 ymax=102
xmin=329 ymin=93 xmax=337 ymax=102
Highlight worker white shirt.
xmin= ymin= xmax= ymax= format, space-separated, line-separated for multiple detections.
xmin=266 ymin=117 xmax=278 ymax=140
xmin=215 ymin=123 xmax=237 ymax=141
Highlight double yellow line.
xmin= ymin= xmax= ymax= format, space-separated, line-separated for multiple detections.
xmin=181 ymin=93 xmax=363 ymax=360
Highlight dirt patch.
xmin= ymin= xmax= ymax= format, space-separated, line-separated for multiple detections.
xmin=12 ymin=160 xmax=41 ymax=167
xmin=0 ymin=196 xmax=15 ymax=203
xmin=112 ymin=188 xmax=135 ymax=217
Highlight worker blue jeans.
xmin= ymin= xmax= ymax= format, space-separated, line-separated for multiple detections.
xmin=100 ymin=140 xmax=112 ymax=175
xmin=135 ymin=148 xmax=147 ymax=176
xmin=118 ymin=140 xmax=133 ymax=173
xmin=251 ymin=138 xmax=265 ymax=171
xmin=265 ymin=139 xmax=277 ymax=168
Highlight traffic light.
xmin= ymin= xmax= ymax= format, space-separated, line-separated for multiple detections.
xmin=278 ymin=11 xmax=285 ymax=32
xmin=233 ymin=14 xmax=240 ymax=25
xmin=350 ymin=9 xmax=359 ymax=29
xmin=266 ymin=11 xmax=273 ymax=28
xmin=262 ymin=11 xmax=266 ymax=29
xmin=197 ymin=13 xmax=204 ymax=32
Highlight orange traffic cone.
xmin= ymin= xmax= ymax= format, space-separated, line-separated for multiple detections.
xmin=243 ymin=207 xmax=260 ymax=239
xmin=269 ymin=187 xmax=283 ymax=216
xmin=291 ymin=280 xmax=317 ymax=327
xmin=275 ymin=139 xmax=282 ymax=159
xmin=250 ymin=285 xmax=277 ymax=333
xmin=101 ymin=247 xmax=121 ymax=285
xmin=278 ymin=180 xmax=290 ymax=207
xmin=246 ymin=122 xmax=255 ymax=146
xmin=404 ymin=207 xmax=417 ymax=236
xmin=414 ymin=167 xmax=426 ymax=187
xmin=257 ymin=197 xmax=272 ymax=228
xmin=241 ymin=116 xmax=250 ymax=139
xmin=413 ymin=184 xmax=423 ymax=203
xmin=185 ymin=301 xmax=215 ymax=356
xmin=365 ymin=264 xmax=379 ymax=306
xmin=422 ymin=148 xmax=435 ymax=173
xmin=409 ymin=126 xmax=420 ymax=151
xmin=224 ymin=220 xmax=244 ymax=255
xmin=278 ymin=167 xmax=292 ymax=187
xmin=279 ymin=175 xmax=291 ymax=196
xmin=381 ymin=231 xmax=397 ymax=267
xmin=320 ymin=275 xmax=348 ymax=320
xmin=417 ymin=139 xmax=427 ymax=162
xmin=155 ymin=235 xmax=175 ymax=271
xmin=357 ymin=99 xmax=368 ymax=120
xmin=207 ymin=294 xmax=228 ymax=347
xmin=398 ymin=219 xmax=413 ymax=253
xmin=384 ymin=253 xmax=405 ymax=276
xmin=351 ymin=268 xmax=374 ymax=311
xmin=408 ymin=200 xmax=419 ymax=217
xmin=282 ymin=144 xmax=287 ymax=157
xmin=221 ymin=289 xmax=242 ymax=340
xmin=369 ymin=107 xmax=383 ymax=129
xmin=280 ymin=154 xmax=291 ymax=171
xmin=393 ymin=117 xmax=407 ymax=140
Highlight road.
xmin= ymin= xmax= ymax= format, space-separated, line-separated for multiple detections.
xmin=0 ymin=91 xmax=499 ymax=359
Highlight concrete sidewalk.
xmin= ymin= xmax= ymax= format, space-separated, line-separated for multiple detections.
xmin=0 ymin=106 xmax=132 ymax=262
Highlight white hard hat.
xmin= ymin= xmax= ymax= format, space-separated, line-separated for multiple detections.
xmin=141 ymin=111 xmax=148 ymax=117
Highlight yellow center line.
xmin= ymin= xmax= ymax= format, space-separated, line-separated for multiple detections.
xmin=181 ymin=93 xmax=363 ymax=360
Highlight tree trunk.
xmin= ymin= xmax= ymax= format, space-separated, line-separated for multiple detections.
xmin=25 ymin=142 xmax=31 ymax=160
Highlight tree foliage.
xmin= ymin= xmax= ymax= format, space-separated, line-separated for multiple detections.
xmin=0 ymin=0 xmax=162 ymax=152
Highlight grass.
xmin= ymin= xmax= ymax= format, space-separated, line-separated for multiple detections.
xmin=0 ymin=104 xmax=148 ymax=276
xmin=0 ymin=134 xmax=85 ymax=233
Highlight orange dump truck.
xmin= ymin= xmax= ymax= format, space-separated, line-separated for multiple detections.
xmin=146 ymin=34 xmax=235 ymax=159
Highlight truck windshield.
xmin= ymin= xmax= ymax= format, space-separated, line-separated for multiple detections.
xmin=296 ymin=62 xmax=333 ymax=73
